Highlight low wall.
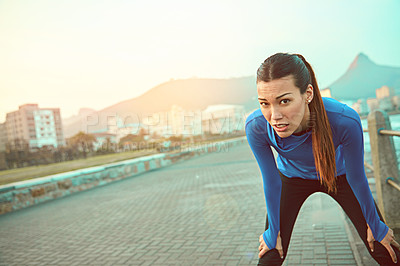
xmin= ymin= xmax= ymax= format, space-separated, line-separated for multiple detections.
xmin=0 ymin=137 xmax=246 ymax=215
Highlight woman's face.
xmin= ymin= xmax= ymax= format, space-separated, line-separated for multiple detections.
xmin=257 ymin=75 xmax=313 ymax=138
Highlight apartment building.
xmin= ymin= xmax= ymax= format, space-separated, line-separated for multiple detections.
xmin=0 ymin=122 xmax=7 ymax=152
xmin=5 ymin=104 xmax=65 ymax=150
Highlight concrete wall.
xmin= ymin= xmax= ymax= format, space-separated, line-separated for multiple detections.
xmin=0 ymin=137 xmax=246 ymax=215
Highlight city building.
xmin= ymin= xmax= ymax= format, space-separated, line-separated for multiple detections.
xmin=0 ymin=122 xmax=7 ymax=152
xmin=142 ymin=111 xmax=173 ymax=137
xmin=142 ymin=105 xmax=203 ymax=138
xmin=201 ymin=104 xmax=245 ymax=135
xmin=5 ymin=104 xmax=65 ymax=151
xmin=376 ymin=85 xmax=395 ymax=99
xmin=92 ymin=132 xmax=117 ymax=151
xmin=98 ymin=104 xmax=246 ymax=141
xmin=392 ymin=96 xmax=399 ymax=111
xmin=320 ymin=88 xmax=332 ymax=98
xmin=376 ymin=86 xmax=396 ymax=111
xmin=0 ymin=122 xmax=8 ymax=170
xmin=352 ymin=99 xmax=369 ymax=116
xmin=168 ymin=105 xmax=203 ymax=137
xmin=379 ymin=97 xmax=394 ymax=112
xmin=104 ymin=115 xmax=142 ymax=143
xmin=367 ymin=98 xmax=380 ymax=113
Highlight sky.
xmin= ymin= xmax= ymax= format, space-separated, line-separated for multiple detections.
xmin=0 ymin=0 xmax=399 ymax=123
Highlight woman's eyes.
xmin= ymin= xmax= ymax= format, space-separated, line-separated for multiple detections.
xmin=281 ymin=99 xmax=290 ymax=104
xmin=260 ymin=99 xmax=290 ymax=106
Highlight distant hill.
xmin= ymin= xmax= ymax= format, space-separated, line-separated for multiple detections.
xmin=327 ymin=53 xmax=400 ymax=100
xmin=62 ymin=77 xmax=258 ymax=137
xmin=62 ymin=53 xmax=400 ymax=137
xmin=62 ymin=108 xmax=97 ymax=138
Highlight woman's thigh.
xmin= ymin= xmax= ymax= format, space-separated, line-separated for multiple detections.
xmin=258 ymin=173 xmax=320 ymax=265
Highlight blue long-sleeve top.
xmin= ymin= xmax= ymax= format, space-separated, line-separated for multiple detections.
xmin=245 ymin=96 xmax=389 ymax=249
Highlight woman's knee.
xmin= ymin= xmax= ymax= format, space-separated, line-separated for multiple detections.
xmin=369 ymin=241 xmax=400 ymax=265
xmin=257 ymin=249 xmax=284 ymax=266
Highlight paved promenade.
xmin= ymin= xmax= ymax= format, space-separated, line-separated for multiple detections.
xmin=0 ymin=142 xmax=376 ymax=265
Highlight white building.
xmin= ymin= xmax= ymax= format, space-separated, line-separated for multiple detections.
xmin=141 ymin=105 xmax=203 ymax=138
xmin=92 ymin=132 xmax=117 ymax=151
xmin=105 ymin=115 xmax=142 ymax=142
xmin=100 ymin=104 xmax=247 ymax=140
xmin=142 ymin=111 xmax=174 ymax=137
xmin=201 ymin=104 xmax=245 ymax=135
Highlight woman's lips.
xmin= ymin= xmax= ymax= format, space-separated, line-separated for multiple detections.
xmin=273 ymin=124 xmax=289 ymax=132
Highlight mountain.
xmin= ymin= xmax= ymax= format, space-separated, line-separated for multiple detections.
xmin=62 ymin=53 xmax=400 ymax=137
xmin=62 ymin=77 xmax=258 ymax=137
xmin=62 ymin=108 xmax=97 ymax=138
xmin=327 ymin=53 xmax=400 ymax=100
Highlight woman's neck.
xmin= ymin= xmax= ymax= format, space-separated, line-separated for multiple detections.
xmin=293 ymin=105 xmax=311 ymax=136
xmin=292 ymin=127 xmax=312 ymax=136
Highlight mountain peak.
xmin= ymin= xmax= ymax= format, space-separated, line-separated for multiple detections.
xmin=349 ymin=52 xmax=374 ymax=70
xmin=328 ymin=52 xmax=400 ymax=100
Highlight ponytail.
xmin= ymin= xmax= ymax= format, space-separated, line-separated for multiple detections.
xmin=295 ymin=54 xmax=337 ymax=193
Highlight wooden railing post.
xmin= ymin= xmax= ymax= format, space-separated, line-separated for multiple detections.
xmin=367 ymin=110 xmax=400 ymax=231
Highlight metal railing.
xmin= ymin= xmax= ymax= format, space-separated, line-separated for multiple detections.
xmin=364 ymin=162 xmax=400 ymax=192
xmin=364 ymin=127 xmax=400 ymax=137
xmin=378 ymin=128 xmax=400 ymax=137
xmin=364 ymin=161 xmax=374 ymax=172
xmin=363 ymin=128 xmax=400 ymax=137
xmin=386 ymin=177 xmax=400 ymax=191
xmin=363 ymin=126 xmax=400 ymax=192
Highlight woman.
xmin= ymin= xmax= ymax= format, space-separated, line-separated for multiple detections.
xmin=245 ymin=53 xmax=400 ymax=265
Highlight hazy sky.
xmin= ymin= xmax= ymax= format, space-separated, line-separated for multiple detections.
xmin=1 ymin=0 xmax=399 ymax=123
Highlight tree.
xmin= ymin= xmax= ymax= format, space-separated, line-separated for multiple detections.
xmin=67 ymin=131 xmax=97 ymax=158
xmin=5 ymin=138 xmax=30 ymax=168
xmin=119 ymin=134 xmax=144 ymax=150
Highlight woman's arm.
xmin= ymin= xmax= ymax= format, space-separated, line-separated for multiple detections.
xmin=245 ymin=120 xmax=282 ymax=249
xmin=340 ymin=112 xmax=389 ymax=242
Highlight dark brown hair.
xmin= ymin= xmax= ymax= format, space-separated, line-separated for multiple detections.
xmin=257 ymin=53 xmax=337 ymax=193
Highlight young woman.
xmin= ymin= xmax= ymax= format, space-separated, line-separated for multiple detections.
xmin=245 ymin=53 xmax=400 ymax=265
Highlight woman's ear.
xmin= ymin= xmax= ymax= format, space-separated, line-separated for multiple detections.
xmin=306 ymin=84 xmax=314 ymax=103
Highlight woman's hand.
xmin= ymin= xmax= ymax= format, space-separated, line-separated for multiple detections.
xmin=367 ymin=224 xmax=400 ymax=263
xmin=258 ymin=231 xmax=283 ymax=259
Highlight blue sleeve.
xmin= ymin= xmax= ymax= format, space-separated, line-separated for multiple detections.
xmin=340 ymin=112 xmax=389 ymax=242
xmin=245 ymin=120 xmax=282 ymax=249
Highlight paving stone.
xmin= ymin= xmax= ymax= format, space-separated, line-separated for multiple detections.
xmin=329 ymin=259 xmax=358 ymax=265
xmin=0 ymin=143 xmax=367 ymax=265
xmin=328 ymin=250 xmax=354 ymax=255
xmin=226 ymin=260 xmax=239 ymax=266
xmin=287 ymin=256 xmax=301 ymax=264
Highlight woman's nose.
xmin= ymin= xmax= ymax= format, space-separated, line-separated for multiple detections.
xmin=271 ymin=107 xmax=283 ymax=120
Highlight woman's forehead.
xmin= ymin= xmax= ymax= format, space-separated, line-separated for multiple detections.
xmin=257 ymin=78 xmax=300 ymax=98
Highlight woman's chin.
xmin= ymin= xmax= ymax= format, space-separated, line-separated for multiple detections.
xmin=275 ymin=130 xmax=292 ymax=138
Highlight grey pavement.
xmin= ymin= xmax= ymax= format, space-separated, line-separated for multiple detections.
xmin=0 ymin=142 xmax=376 ymax=265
